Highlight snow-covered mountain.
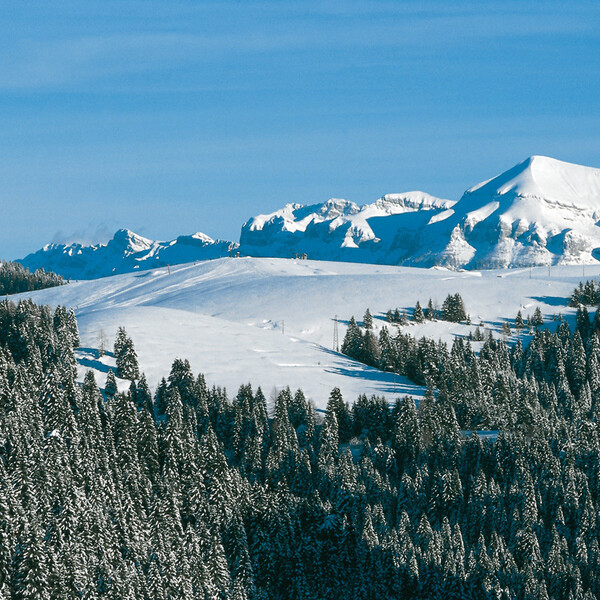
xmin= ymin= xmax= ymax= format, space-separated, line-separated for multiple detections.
xmin=422 ymin=155 xmax=600 ymax=269
xmin=239 ymin=193 xmax=457 ymax=263
xmin=18 ymin=156 xmax=600 ymax=276
xmin=240 ymin=156 xmax=600 ymax=268
xmin=20 ymin=229 xmax=238 ymax=280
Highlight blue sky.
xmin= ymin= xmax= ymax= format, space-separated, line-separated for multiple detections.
xmin=1 ymin=1 xmax=599 ymax=259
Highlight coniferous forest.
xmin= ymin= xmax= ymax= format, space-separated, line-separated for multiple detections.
xmin=0 ymin=262 xmax=65 ymax=297
xmin=2 ymin=297 xmax=600 ymax=599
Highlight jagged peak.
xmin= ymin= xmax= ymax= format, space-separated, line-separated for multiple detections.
xmin=319 ymin=198 xmax=360 ymax=218
xmin=111 ymin=228 xmax=151 ymax=244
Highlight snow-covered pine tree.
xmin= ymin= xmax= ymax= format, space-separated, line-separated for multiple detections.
xmin=114 ymin=330 xmax=139 ymax=381
xmin=105 ymin=369 xmax=117 ymax=399
xmin=413 ymin=301 xmax=425 ymax=323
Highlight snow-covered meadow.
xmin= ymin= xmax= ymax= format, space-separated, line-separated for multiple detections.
xmin=13 ymin=256 xmax=598 ymax=409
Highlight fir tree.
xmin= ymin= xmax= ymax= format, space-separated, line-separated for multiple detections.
xmin=515 ymin=310 xmax=525 ymax=330
xmin=326 ymin=387 xmax=352 ymax=444
xmin=341 ymin=317 xmax=363 ymax=361
xmin=104 ymin=369 xmax=117 ymax=399
xmin=114 ymin=330 xmax=139 ymax=381
xmin=413 ymin=301 xmax=425 ymax=323
xmin=531 ymin=306 xmax=544 ymax=327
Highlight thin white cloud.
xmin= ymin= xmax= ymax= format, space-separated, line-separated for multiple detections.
xmin=51 ymin=223 xmax=117 ymax=246
xmin=0 ymin=3 xmax=596 ymax=90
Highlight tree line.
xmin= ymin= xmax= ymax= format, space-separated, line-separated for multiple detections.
xmin=385 ymin=293 xmax=468 ymax=325
xmin=0 ymin=261 xmax=65 ymax=296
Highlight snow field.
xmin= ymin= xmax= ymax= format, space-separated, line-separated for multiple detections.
xmin=14 ymin=256 xmax=597 ymax=409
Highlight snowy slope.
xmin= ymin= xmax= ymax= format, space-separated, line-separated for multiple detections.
xmin=19 ymin=229 xmax=238 ymax=280
xmin=13 ymin=256 xmax=595 ymax=409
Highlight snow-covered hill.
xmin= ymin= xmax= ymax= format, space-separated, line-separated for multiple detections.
xmin=20 ymin=229 xmax=238 ymax=280
xmin=13 ymin=256 xmax=594 ymax=408
xmin=240 ymin=156 xmax=600 ymax=268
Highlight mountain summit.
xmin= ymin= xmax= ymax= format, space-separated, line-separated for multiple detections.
xmin=425 ymin=155 xmax=600 ymax=268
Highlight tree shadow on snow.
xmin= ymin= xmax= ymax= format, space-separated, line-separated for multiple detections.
xmin=325 ymin=366 xmax=419 ymax=397
xmin=76 ymin=347 xmax=112 ymax=374
xmin=530 ymin=295 xmax=568 ymax=307
xmin=318 ymin=346 xmax=423 ymax=397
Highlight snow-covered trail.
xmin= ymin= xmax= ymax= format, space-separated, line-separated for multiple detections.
xmin=13 ymin=257 xmax=597 ymax=408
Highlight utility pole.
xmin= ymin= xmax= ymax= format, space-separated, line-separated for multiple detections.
xmin=167 ymin=264 xmax=171 ymax=275
xmin=281 ymin=320 xmax=284 ymax=335
xmin=333 ymin=315 xmax=339 ymax=352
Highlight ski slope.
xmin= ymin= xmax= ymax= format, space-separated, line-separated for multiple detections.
xmin=13 ymin=256 xmax=596 ymax=409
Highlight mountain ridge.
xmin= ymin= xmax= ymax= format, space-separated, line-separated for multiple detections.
xmin=18 ymin=155 xmax=600 ymax=278
xmin=20 ymin=229 xmax=238 ymax=280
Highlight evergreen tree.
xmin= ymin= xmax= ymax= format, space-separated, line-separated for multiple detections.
xmin=531 ymin=306 xmax=544 ymax=327
xmin=441 ymin=293 xmax=467 ymax=322
xmin=114 ymin=326 xmax=128 ymax=358
xmin=326 ymin=387 xmax=352 ymax=444
xmin=114 ymin=330 xmax=139 ymax=381
xmin=413 ymin=301 xmax=425 ymax=324
xmin=104 ymin=369 xmax=117 ymax=399
xmin=424 ymin=298 xmax=436 ymax=320
xmin=341 ymin=317 xmax=363 ymax=361
xmin=515 ymin=310 xmax=525 ymax=330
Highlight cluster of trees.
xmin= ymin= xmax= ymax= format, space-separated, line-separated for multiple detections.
xmin=0 ymin=261 xmax=64 ymax=296
xmin=440 ymin=293 xmax=468 ymax=323
xmin=2 ymin=299 xmax=600 ymax=598
xmin=386 ymin=308 xmax=409 ymax=326
xmin=385 ymin=293 xmax=468 ymax=326
xmin=515 ymin=308 xmax=545 ymax=331
xmin=345 ymin=303 xmax=553 ymax=379
xmin=569 ymin=280 xmax=600 ymax=307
